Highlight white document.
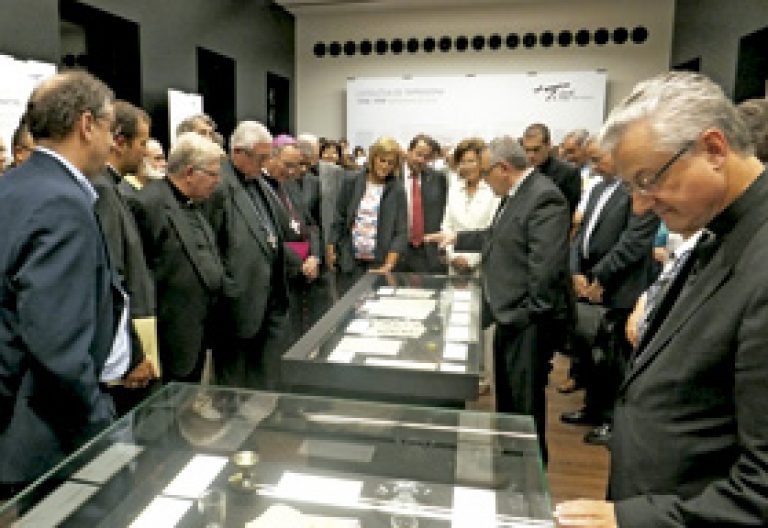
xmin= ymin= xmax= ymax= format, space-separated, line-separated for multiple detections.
xmin=440 ymin=363 xmax=467 ymax=373
xmin=129 ymin=496 xmax=193 ymax=528
xmin=452 ymin=301 xmax=471 ymax=313
xmin=335 ymin=336 xmax=402 ymax=356
xmin=72 ymin=442 xmax=144 ymax=484
xmin=274 ymin=472 xmax=363 ymax=507
xmin=327 ymin=348 xmax=356 ymax=363
xmin=345 ymin=319 xmax=370 ymax=334
xmin=364 ymin=357 xmax=437 ymax=371
xmin=377 ymin=286 xmax=395 ymax=296
xmin=246 ymin=503 xmax=361 ymax=528
xmin=449 ymin=312 xmax=471 ymax=326
xmin=443 ymin=342 xmax=469 ymax=361
xmin=17 ymin=482 xmax=98 ymax=528
xmin=453 ymin=290 xmax=472 ymax=302
xmin=299 ymin=439 xmax=375 ymax=463
xmin=393 ymin=287 xmax=434 ymax=298
xmin=446 ymin=326 xmax=471 ymax=342
xmin=451 ymin=486 xmax=497 ymax=528
xmin=162 ymin=454 xmax=228 ymax=498
xmin=363 ymin=298 xmax=436 ymax=320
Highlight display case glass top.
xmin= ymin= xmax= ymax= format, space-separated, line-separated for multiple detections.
xmin=1 ymin=383 xmax=552 ymax=527
xmin=283 ymin=273 xmax=484 ymax=404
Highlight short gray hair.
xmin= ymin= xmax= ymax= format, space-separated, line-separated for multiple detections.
xmin=230 ymin=121 xmax=272 ymax=153
xmin=737 ymin=98 xmax=768 ymax=163
xmin=599 ymin=72 xmax=753 ymax=155
xmin=563 ymin=128 xmax=591 ymax=147
xmin=167 ymin=132 xmax=225 ymax=176
xmin=488 ymin=135 xmax=528 ymax=170
xmin=175 ymin=113 xmax=215 ymax=137
xmin=296 ymin=133 xmax=319 ymax=147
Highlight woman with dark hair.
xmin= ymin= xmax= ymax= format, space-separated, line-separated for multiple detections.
xmin=327 ymin=137 xmax=407 ymax=278
xmin=441 ymin=137 xmax=500 ymax=275
xmin=319 ymin=139 xmax=342 ymax=165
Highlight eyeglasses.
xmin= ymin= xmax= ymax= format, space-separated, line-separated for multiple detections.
xmin=194 ymin=166 xmax=219 ymax=178
xmin=623 ymin=140 xmax=694 ymax=194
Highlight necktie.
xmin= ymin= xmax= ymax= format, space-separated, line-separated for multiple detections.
xmin=635 ymin=247 xmax=693 ymax=346
xmin=410 ymin=174 xmax=424 ymax=246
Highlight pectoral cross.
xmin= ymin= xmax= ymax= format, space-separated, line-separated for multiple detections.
xmin=289 ymin=218 xmax=301 ymax=234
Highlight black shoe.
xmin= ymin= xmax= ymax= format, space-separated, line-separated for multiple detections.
xmin=560 ymin=408 xmax=602 ymax=426
xmin=584 ymin=424 xmax=612 ymax=447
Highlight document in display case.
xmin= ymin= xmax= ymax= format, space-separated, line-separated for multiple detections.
xmin=282 ymin=273 xmax=484 ymax=406
xmin=0 ymin=383 xmax=553 ymax=527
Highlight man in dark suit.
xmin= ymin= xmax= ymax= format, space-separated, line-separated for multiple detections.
xmin=523 ymin=123 xmax=582 ymax=216
xmin=397 ymin=134 xmax=448 ymax=273
xmin=294 ymin=137 xmax=323 ymax=228
xmin=561 ymin=140 xmax=659 ymax=445
xmin=426 ymin=136 xmax=571 ymax=461
xmin=92 ymin=101 xmax=156 ymax=411
xmin=132 ymin=132 xmax=225 ymax=383
xmin=555 ymin=72 xmax=768 ymax=528
xmin=0 ymin=71 xmax=125 ymax=493
xmin=204 ymin=121 xmax=290 ymax=389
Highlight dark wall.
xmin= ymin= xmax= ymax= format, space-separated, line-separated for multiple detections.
xmin=0 ymin=0 xmax=60 ymax=63
xmin=0 ymin=0 xmax=295 ymax=145
xmin=672 ymin=0 xmax=768 ymax=98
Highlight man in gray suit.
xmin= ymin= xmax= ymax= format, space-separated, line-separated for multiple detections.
xmin=92 ymin=100 xmax=156 ymax=410
xmin=556 ymin=72 xmax=768 ymax=527
xmin=0 ymin=71 xmax=124 ymax=494
xmin=205 ymin=121 xmax=290 ymax=389
xmin=427 ymin=137 xmax=571 ymax=462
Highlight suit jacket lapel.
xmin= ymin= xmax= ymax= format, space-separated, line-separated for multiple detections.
xmin=346 ymin=175 xmax=367 ymax=229
xmin=621 ymin=251 xmax=731 ymax=391
xmin=225 ymin=170 xmax=272 ymax=256
xmin=162 ymin=185 xmax=219 ymax=292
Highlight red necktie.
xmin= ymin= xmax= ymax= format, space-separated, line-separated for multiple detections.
xmin=410 ymin=174 xmax=424 ymax=246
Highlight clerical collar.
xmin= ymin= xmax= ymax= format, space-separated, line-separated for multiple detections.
xmin=707 ymin=168 xmax=767 ymax=239
xmin=166 ymin=178 xmax=195 ymax=207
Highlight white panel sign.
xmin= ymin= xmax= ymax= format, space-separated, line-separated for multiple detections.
xmin=347 ymin=71 xmax=606 ymax=149
xmin=0 ymin=55 xmax=56 ymax=167
xmin=168 ymin=88 xmax=203 ymax=146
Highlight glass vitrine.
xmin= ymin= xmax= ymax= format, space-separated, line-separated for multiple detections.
xmin=1 ymin=383 xmax=552 ymax=527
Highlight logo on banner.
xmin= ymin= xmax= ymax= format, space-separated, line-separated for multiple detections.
xmin=534 ymin=82 xmax=593 ymax=102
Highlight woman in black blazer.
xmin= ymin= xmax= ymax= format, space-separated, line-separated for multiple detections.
xmin=327 ymin=137 xmax=408 ymax=277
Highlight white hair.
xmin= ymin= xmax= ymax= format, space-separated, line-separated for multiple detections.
xmin=296 ymin=133 xmax=319 ymax=147
xmin=145 ymin=138 xmax=164 ymax=155
xmin=167 ymin=132 xmax=225 ymax=176
xmin=599 ymin=72 xmax=753 ymax=155
xmin=229 ymin=121 xmax=272 ymax=153
xmin=488 ymin=135 xmax=528 ymax=170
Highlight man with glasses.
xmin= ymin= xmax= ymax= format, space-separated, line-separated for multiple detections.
xmin=204 ymin=121 xmax=290 ymax=389
xmin=561 ymin=141 xmax=659 ymax=447
xmin=556 ymin=72 xmax=768 ymax=527
xmin=426 ymin=136 xmax=571 ymax=463
xmin=132 ymin=132 xmax=225 ymax=384
xmin=0 ymin=71 xmax=125 ymax=494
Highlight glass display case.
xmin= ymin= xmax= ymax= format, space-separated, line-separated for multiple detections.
xmin=1 ymin=383 xmax=552 ymax=527
xmin=282 ymin=273 xmax=484 ymax=406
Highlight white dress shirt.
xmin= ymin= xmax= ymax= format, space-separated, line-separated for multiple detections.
xmin=36 ymin=147 xmax=131 ymax=382
xmin=441 ymin=178 xmax=500 ymax=273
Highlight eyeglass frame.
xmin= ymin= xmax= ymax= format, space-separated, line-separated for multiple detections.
xmin=622 ymin=139 xmax=695 ymax=194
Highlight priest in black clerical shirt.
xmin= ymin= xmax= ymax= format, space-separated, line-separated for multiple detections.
xmin=203 ymin=121 xmax=290 ymax=390
xmin=132 ymin=132 xmax=225 ymax=383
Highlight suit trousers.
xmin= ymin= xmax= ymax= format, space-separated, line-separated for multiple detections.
xmin=214 ymin=314 xmax=287 ymax=391
xmin=494 ymin=320 xmax=553 ymax=464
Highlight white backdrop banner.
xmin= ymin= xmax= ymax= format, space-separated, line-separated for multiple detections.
xmin=346 ymin=71 xmax=606 ymax=150
xmin=168 ymin=89 xmax=203 ymax=146
xmin=0 ymin=55 xmax=56 ymax=167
